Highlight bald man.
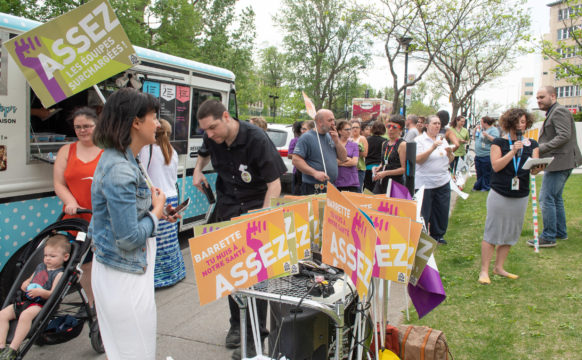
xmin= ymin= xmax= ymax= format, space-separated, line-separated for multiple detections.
xmin=292 ymin=109 xmax=347 ymax=194
xmin=528 ymin=86 xmax=582 ymax=248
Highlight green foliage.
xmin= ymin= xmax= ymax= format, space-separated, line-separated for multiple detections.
xmin=5 ymin=0 xmax=256 ymax=111
xmin=541 ymin=0 xmax=582 ymax=87
xmin=0 ymin=0 xmax=36 ymax=17
xmin=574 ymin=112 xmax=582 ymax=122
xmin=276 ymin=0 xmax=372 ymax=111
xmin=409 ymin=175 xmax=582 ymax=359
xmin=407 ymin=101 xmax=438 ymax=116
xmin=431 ymin=0 xmax=532 ymax=119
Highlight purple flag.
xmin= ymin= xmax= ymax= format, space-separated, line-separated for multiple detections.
xmin=389 ymin=180 xmax=412 ymax=200
xmin=407 ymin=254 xmax=446 ymax=319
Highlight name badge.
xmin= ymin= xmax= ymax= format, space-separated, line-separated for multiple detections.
xmin=511 ymin=176 xmax=519 ymax=191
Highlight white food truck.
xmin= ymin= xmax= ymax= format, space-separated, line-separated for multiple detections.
xmin=0 ymin=11 xmax=237 ymax=295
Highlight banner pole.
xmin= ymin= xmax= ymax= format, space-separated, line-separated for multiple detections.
xmin=530 ymin=174 xmax=540 ymax=253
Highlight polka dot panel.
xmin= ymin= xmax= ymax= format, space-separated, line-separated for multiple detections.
xmin=178 ymin=173 xmax=216 ymax=219
xmin=0 ymin=196 xmax=63 ymax=272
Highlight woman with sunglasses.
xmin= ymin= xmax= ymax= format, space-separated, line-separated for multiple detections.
xmin=372 ymin=115 xmax=406 ymax=194
xmin=350 ymin=118 xmax=368 ymax=192
xmin=53 ymin=106 xmax=103 ymax=307
xmin=334 ymin=120 xmax=360 ymax=192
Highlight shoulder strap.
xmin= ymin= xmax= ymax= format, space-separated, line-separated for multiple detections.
xmin=66 ymin=142 xmax=76 ymax=164
xmin=420 ymin=327 xmax=433 ymax=360
xmin=147 ymin=144 xmax=153 ymax=170
xmin=401 ymin=325 xmax=413 ymax=358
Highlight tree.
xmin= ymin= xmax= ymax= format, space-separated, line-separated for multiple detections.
xmin=276 ymin=0 xmax=372 ymax=112
xmin=542 ymin=0 xmax=582 ymax=86
xmin=0 ymin=0 xmax=36 ymax=17
xmin=406 ymin=80 xmax=441 ymax=116
xmin=259 ymin=46 xmax=287 ymax=117
xmin=9 ymin=0 xmax=256 ymax=111
xmin=431 ymin=0 xmax=531 ymax=119
xmin=363 ymin=0 xmax=475 ymax=114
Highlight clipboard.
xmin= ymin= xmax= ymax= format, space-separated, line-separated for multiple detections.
xmin=522 ymin=157 xmax=554 ymax=170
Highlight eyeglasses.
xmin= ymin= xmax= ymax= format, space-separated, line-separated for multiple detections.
xmin=74 ymin=124 xmax=95 ymax=131
xmin=343 ymin=128 xmax=352 ymax=131
xmin=386 ymin=124 xmax=401 ymax=130
xmin=351 ymin=126 xmax=360 ymax=129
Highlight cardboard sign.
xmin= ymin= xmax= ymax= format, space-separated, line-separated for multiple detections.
xmin=189 ymin=209 xmax=292 ymax=305
xmin=365 ymin=209 xmax=411 ymax=283
xmin=343 ymin=192 xmax=417 ymax=219
xmin=408 ymin=232 xmax=438 ymax=286
xmin=282 ymin=195 xmax=323 ymax=251
xmin=321 ymin=184 xmax=377 ymax=298
xmin=236 ymin=201 xmax=311 ymax=261
xmin=193 ymin=218 xmax=244 ymax=237
xmin=406 ymin=221 xmax=423 ymax=279
xmin=4 ymin=0 xmax=136 ymax=107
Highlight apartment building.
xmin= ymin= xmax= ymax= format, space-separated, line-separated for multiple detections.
xmin=520 ymin=77 xmax=535 ymax=100
xmin=541 ymin=0 xmax=582 ymax=113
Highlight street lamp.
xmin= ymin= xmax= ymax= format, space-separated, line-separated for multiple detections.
xmin=398 ymin=36 xmax=413 ymax=118
xmin=344 ymin=66 xmax=366 ymax=119
xmin=269 ymin=94 xmax=279 ymax=120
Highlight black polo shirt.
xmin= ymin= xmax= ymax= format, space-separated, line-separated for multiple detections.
xmin=199 ymin=120 xmax=286 ymax=221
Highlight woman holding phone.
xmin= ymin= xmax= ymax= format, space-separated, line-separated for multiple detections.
xmin=139 ymin=119 xmax=186 ymax=288
xmin=90 ymin=88 xmax=178 ymax=360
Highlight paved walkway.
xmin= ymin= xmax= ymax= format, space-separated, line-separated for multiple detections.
xmin=25 ymin=244 xmax=408 ymax=360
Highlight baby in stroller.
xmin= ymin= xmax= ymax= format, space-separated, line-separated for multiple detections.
xmin=0 ymin=235 xmax=71 ymax=360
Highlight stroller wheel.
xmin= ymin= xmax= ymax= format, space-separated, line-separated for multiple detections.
xmin=89 ymin=319 xmax=105 ymax=353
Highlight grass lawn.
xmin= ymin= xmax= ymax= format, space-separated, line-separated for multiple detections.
xmin=407 ymin=174 xmax=582 ymax=360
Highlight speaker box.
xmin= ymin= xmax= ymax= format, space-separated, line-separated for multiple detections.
xmin=269 ymin=303 xmax=329 ymax=360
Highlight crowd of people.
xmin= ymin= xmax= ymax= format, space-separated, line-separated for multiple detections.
xmin=2 ymin=85 xmax=580 ymax=360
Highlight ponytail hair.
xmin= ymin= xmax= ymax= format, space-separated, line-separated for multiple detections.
xmin=156 ymin=119 xmax=174 ymax=165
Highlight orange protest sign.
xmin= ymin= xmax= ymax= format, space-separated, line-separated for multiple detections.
xmin=302 ymin=91 xmax=317 ymax=119
xmin=234 ymin=201 xmax=312 ymax=260
xmin=283 ymin=195 xmax=323 ymax=251
xmin=321 ymin=184 xmax=377 ymax=298
xmin=407 ymin=221 xmax=423 ymax=279
xmin=343 ymin=192 xmax=417 ymax=219
xmin=189 ymin=209 xmax=292 ymax=305
xmin=366 ymin=209 xmax=411 ymax=283
xmin=524 ymin=128 xmax=540 ymax=141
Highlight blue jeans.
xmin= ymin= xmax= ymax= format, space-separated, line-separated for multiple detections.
xmin=357 ymin=170 xmax=365 ymax=193
xmin=473 ymin=155 xmax=492 ymax=191
xmin=539 ymin=169 xmax=572 ymax=240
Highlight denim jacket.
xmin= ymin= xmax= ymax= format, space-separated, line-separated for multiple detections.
xmin=88 ymin=147 xmax=158 ymax=274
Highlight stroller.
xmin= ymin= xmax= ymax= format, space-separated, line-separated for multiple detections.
xmin=1 ymin=210 xmax=104 ymax=359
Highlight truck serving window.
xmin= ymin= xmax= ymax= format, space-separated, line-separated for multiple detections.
xmin=189 ymin=89 xmax=222 ymax=137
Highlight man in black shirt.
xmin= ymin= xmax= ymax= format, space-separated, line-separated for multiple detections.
xmin=193 ymin=99 xmax=286 ymax=360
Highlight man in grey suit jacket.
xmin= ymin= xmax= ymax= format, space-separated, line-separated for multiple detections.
xmin=528 ymin=86 xmax=582 ymax=248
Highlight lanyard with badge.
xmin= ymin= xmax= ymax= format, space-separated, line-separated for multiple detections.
xmin=507 ymin=135 xmax=521 ymax=191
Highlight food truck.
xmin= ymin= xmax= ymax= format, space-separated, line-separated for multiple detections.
xmin=351 ymin=98 xmax=393 ymax=122
xmin=0 ymin=10 xmax=236 ymax=295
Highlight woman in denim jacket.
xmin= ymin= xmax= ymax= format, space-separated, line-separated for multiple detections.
xmin=89 ymin=88 xmax=177 ymax=360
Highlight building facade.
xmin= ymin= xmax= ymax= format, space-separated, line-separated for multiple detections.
xmin=520 ymin=77 xmax=535 ymax=100
xmin=542 ymin=0 xmax=582 ymax=113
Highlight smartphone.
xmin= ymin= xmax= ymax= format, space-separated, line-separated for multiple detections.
xmin=202 ymin=184 xmax=216 ymax=204
xmin=168 ymin=198 xmax=190 ymax=216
